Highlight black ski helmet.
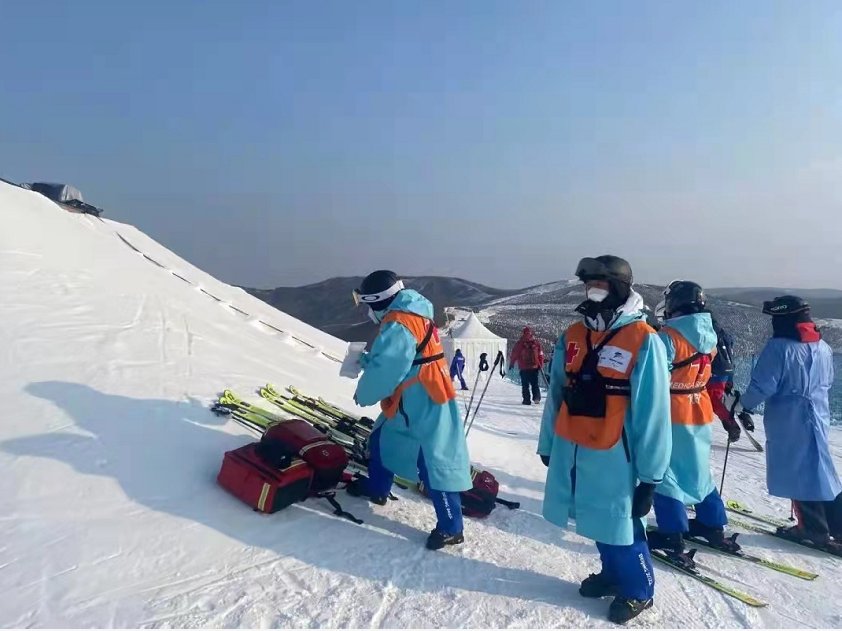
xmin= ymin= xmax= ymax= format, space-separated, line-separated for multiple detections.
xmin=575 ymin=255 xmax=633 ymax=285
xmin=575 ymin=255 xmax=633 ymax=305
xmin=762 ymin=295 xmax=810 ymax=316
xmin=663 ymin=280 xmax=706 ymax=318
xmin=355 ymin=270 xmax=404 ymax=312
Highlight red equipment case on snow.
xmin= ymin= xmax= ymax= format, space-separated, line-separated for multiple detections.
xmin=261 ymin=420 xmax=349 ymax=492
xmin=217 ymin=442 xmax=313 ymax=513
xmin=460 ymin=467 xmax=501 ymax=517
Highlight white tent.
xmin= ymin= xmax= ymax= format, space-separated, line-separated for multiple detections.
xmin=442 ymin=313 xmax=507 ymax=377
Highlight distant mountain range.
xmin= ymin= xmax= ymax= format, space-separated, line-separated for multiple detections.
xmin=707 ymin=288 xmax=842 ymax=320
xmin=245 ymin=276 xmax=517 ymax=344
xmin=244 ymin=278 xmax=842 ymax=355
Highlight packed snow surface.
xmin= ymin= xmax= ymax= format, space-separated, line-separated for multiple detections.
xmin=1 ymin=181 xmax=841 ymax=628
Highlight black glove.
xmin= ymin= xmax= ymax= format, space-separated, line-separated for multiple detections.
xmin=631 ymin=482 xmax=656 ymax=518
xmin=737 ymin=410 xmax=755 ymax=432
xmin=722 ymin=418 xmax=741 ymax=443
xmin=540 ymin=454 xmax=550 ymax=467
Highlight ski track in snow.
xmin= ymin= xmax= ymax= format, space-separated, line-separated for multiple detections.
xmin=1 ymin=181 xmax=841 ymax=628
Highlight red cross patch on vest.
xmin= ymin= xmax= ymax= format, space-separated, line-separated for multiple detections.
xmin=565 ymin=341 xmax=580 ymax=365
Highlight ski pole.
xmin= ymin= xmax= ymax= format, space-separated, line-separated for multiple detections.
xmin=738 ymin=414 xmax=764 ymax=452
xmin=538 ymin=367 xmax=550 ymax=390
xmin=720 ymin=439 xmax=731 ymax=496
xmin=465 ymin=351 xmax=504 ymax=438
xmin=465 ymin=353 xmax=489 ymax=418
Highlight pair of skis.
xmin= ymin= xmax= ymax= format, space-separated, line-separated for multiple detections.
xmin=652 ymin=498 xmax=825 ymax=608
xmin=683 ymin=532 xmax=817 ymax=580
xmin=213 ymin=388 xmax=368 ymax=468
xmin=649 ymin=540 xmax=817 ymax=609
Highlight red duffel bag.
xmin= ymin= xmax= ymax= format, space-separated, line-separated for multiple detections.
xmin=261 ymin=420 xmax=349 ymax=492
xmin=217 ymin=442 xmax=313 ymax=514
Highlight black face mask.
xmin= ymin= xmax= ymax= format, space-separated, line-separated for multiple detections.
xmin=772 ymin=311 xmax=812 ymax=340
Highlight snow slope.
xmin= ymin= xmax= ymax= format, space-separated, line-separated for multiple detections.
xmin=1 ymin=180 xmax=841 ymax=628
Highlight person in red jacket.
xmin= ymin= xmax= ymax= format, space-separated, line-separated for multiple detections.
xmin=509 ymin=327 xmax=545 ymax=405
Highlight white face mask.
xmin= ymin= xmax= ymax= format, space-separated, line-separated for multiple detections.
xmin=586 ymin=287 xmax=610 ymax=303
xmin=367 ymin=308 xmax=382 ymax=324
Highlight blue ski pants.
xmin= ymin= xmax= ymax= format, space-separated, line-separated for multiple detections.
xmin=595 ymin=520 xmax=655 ymax=600
xmin=365 ymin=427 xmax=464 ymax=535
xmin=654 ymin=489 xmax=728 ymax=534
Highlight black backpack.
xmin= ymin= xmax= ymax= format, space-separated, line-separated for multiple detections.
xmin=711 ymin=319 xmax=734 ymax=380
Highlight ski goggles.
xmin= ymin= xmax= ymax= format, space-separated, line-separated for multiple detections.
xmin=576 ymin=258 xmax=608 ymax=281
xmin=574 ymin=257 xmax=614 ymax=282
xmin=352 ymin=280 xmax=405 ymax=307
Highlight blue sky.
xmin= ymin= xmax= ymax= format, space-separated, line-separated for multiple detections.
xmin=2 ymin=1 xmax=841 ymax=289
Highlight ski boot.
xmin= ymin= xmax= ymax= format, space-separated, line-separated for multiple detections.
xmin=688 ymin=518 xmax=742 ymax=553
xmin=426 ymin=529 xmax=464 ymax=550
xmin=777 ymin=525 xmax=842 ymax=555
xmin=344 ymin=476 xmax=388 ymax=506
xmin=579 ymin=571 xmax=617 ymax=598
xmin=646 ymin=530 xmax=684 ymax=554
xmin=647 ymin=530 xmax=696 ymax=569
xmin=521 ymin=399 xmax=532 ymax=405
xmin=608 ymin=596 xmax=654 ymax=624
xmin=777 ymin=525 xmax=827 ymax=546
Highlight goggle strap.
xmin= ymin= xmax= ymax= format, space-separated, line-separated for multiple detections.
xmin=353 ymin=280 xmax=404 ymax=306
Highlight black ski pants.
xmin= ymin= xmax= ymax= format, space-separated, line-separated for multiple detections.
xmin=520 ymin=368 xmax=541 ymax=403
xmin=794 ymin=492 xmax=842 ymax=540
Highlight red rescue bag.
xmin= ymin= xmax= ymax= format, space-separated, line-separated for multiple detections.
xmin=217 ymin=443 xmax=313 ymax=513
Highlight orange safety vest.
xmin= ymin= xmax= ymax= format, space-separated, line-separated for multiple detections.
xmin=555 ymin=320 xmax=652 ymax=450
xmin=662 ymin=327 xmax=715 ymax=426
xmin=378 ymin=311 xmax=456 ymax=419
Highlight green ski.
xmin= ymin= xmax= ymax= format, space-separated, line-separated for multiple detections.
xmin=684 ymin=535 xmax=818 ymax=580
xmin=725 ymin=506 xmax=842 ymax=559
xmin=650 ymin=550 xmax=767 ymax=607
xmin=725 ymin=500 xmax=790 ymax=528
xmin=647 ymin=524 xmax=817 ymax=580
